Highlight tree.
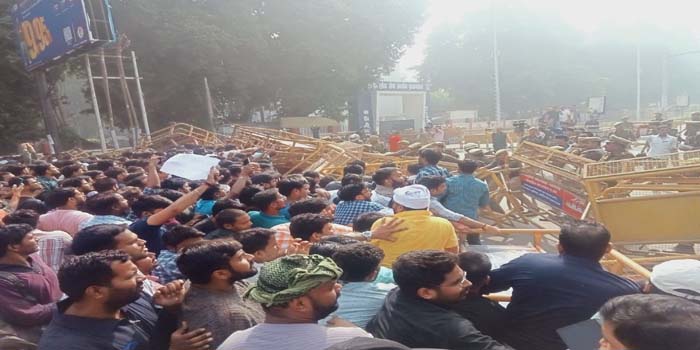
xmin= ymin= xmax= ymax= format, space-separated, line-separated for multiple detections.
xmin=111 ymin=0 xmax=427 ymax=127
xmin=0 ymin=5 xmax=43 ymax=153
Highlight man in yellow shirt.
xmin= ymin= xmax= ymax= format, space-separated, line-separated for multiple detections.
xmin=371 ymin=184 xmax=459 ymax=267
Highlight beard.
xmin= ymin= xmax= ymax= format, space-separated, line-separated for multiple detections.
xmin=310 ymin=294 xmax=340 ymax=321
xmin=105 ymin=282 xmax=143 ymax=310
xmin=227 ymin=265 xmax=258 ymax=284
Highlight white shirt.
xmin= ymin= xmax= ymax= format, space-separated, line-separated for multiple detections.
xmin=217 ymin=323 xmax=371 ymax=350
xmin=643 ymin=134 xmax=678 ymax=158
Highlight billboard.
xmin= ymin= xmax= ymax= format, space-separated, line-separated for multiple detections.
xmin=520 ymin=174 xmax=587 ymax=219
xmin=10 ymin=0 xmax=113 ymax=71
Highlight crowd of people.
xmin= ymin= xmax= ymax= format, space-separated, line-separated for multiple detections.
xmin=0 ymin=141 xmax=698 ymax=350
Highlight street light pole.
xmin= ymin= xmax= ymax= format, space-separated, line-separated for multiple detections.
xmin=491 ymin=0 xmax=502 ymax=122
xmin=636 ymin=43 xmax=641 ymax=121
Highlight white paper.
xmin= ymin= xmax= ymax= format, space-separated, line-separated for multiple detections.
xmin=160 ymin=154 xmax=220 ymax=181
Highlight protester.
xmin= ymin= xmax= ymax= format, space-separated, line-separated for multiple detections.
xmin=218 ymin=254 xmax=371 ymax=349
xmin=289 ymin=213 xmax=334 ymax=242
xmin=367 ymin=250 xmax=512 ymax=350
xmin=334 ymin=183 xmax=386 ymax=226
xmin=176 ymin=240 xmax=264 ymax=348
xmin=31 ymin=162 xmax=60 ymax=191
xmin=0 ymin=224 xmax=61 ymax=346
xmin=277 ymin=178 xmax=310 ymax=218
xmin=192 ymin=199 xmax=245 ymax=234
xmin=205 ymin=209 xmax=253 ymax=240
xmin=485 ymin=221 xmax=640 ymax=350
xmin=442 ymin=160 xmax=491 ymax=245
xmin=370 ymin=167 xmax=405 ymax=207
xmin=327 ymin=242 xmax=394 ymax=328
xmin=598 ymin=294 xmax=700 ymax=350
xmin=237 ymin=228 xmax=280 ymax=281
xmin=414 ymin=149 xmax=450 ymax=183
xmin=3 ymin=209 xmax=72 ymax=272
xmin=644 ymin=258 xmax=700 ymax=303
xmin=153 ymin=225 xmax=205 ymax=284
xmin=248 ymin=189 xmax=289 ymax=228
xmin=371 ymin=185 xmax=459 ymax=267
xmin=79 ymin=192 xmax=132 ymax=229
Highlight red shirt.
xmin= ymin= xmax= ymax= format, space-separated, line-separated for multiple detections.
xmin=388 ymin=134 xmax=402 ymax=152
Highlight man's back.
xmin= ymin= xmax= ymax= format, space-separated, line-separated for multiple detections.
xmin=370 ymin=211 xmax=458 ymax=267
xmin=443 ymin=174 xmax=489 ymax=220
xmin=487 ymin=253 xmax=640 ymax=350
xmin=367 ymin=289 xmax=512 ymax=350
xmin=217 ymin=323 xmax=371 ymax=350
xmin=38 ymin=209 xmax=93 ymax=236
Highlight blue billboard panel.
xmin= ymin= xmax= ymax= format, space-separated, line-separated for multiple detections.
xmin=11 ymin=0 xmax=95 ymax=71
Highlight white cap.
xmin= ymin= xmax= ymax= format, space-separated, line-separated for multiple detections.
xmin=650 ymin=259 xmax=700 ymax=301
xmin=392 ymin=184 xmax=430 ymax=210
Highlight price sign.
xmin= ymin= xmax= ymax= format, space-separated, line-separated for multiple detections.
xmin=11 ymin=0 xmax=95 ymax=71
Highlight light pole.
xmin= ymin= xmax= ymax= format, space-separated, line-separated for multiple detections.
xmin=636 ymin=43 xmax=641 ymax=121
xmin=491 ymin=0 xmax=502 ymax=122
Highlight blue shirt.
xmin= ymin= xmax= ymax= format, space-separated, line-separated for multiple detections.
xmin=194 ymin=199 xmax=216 ymax=216
xmin=249 ymin=211 xmax=289 ymax=229
xmin=333 ymin=200 xmax=386 ymax=226
xmin=415 ymin=164 xmax=450 ymax=183
xmin=152 ymin=250 xmax=185 ymax=284
xmin=486 ymin=253 xmax=640 ymax=350
xmin=79 ymin=215 xmax=133 ymax=230
xmin=442 ymin=174 xmax=489 ymax=220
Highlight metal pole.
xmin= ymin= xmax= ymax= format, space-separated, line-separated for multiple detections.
xmin=636 ymin=43 xmax=641 ymax=121
xmin=204 ymin=77 xmax=215 ymax=131
xmin=661 ymin=54 xmax=668 ymax=111
xmin=85 ymin=55 xmax=108 ymax=152
xmin=99 ymin=48 xmax=119 ymax=148
xmin=131 ymin=51 xmax=151 ymax=141
xmin=492 ymin=0 xmax=502 ymax=122
xmin=34 ymin=70 xmax=62 ymax=153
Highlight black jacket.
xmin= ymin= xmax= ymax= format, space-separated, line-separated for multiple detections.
xmin=367 ymin=289 xmax=513 ymax=350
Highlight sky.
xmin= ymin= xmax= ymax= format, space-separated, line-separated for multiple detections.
xmin=391 ymin=0 xmax=700 ymax=81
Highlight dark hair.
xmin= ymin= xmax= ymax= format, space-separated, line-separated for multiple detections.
xmin=599 ymin=294 xmax=700 ymax=350
xmin=277 ymin=179 xmax=306 ymax=197
xmin=118 ymin=187 xmax=142 ymax=205
xmin=417 ymin=175 xmax=446 ymax=190
xmin=322 ymin=235 xmax=360 ymax=245
xmin=71 ymin=224 xmax=126 ymax=255
xmin=0 ymin=224 xmax=34 ymax=257
xmin=379 ymin=162 xmax=397 ymax=169
xmin=303 ymin=171 xmax=320 ymax=179
xmin=162 ymin=225 xmax=205 ymax=248
xmin=9 ymin=175 xmax=36 ymax=187
xmin=214 ymin=209 xmax=248 ymax=229
xmin=289 ymin=213 xmax=331 ymax=241
xmin=125 ymin=175 xmax=147 ymax=189
xmin=2 ymin=209 xmax=39 ymax=228
xmin=237 ymin=228 xmax=276 ymax=254
xmin=372 ymin=168 xmax=397 ymax=186
xmin=559 ymin=221 xmax=611 ymax=261
xmin=393 ymin=250 xmax=458 ymax=295
xmin=85 ymin=192 xmax=123 ymax=215
xmin=94 ymin=177 xmax=118 ymax=193
xmin=161 ymin=177 xmax=189 ymax=192
xmin=104 ymin=167 xmax=127 ymax=180
xmin=60 ymin=177 xmax=85 ymax=189
xmin=212 ymin=199 xmax=246 ymax=216
xmin=343 ymin=164 xmax=364 ymax=176
xmin=251 ymin=189 xmax=280 ymax=211
xmin=309 ymin=240 xmax=341 ymax=257
xmin=131 ymin=195 xmax=172 ymax=218
xmin=288 ymin=198 xmax=329 ymax=217
xmin=31 ymin=162 xmax=50 ymax=176
xmin=95 ymin=160 xmax=114 ymax=172
xmin=338 ymin=183 xmax=366 ymax=201
xmin=457 ymin=251 xmax=491 ymax=285
xmin=353 ymin=212 xmax=386 ymax=232
xmin=407 ymin=163 xmax=422 ymax=175
xmin=239 ymin=186 xmax=262 ymax=208
xmin=176 ymin=240 xmax=243 ymax=284
xmin=347 ymin=160 xmax=366 ymax=169
xmin=157 ymin=189 xmax=184 ymax=202
xmin=60 ymin=164 xmax=83 ymax=178
xmin=251 ymin=173 xmax=274 ymax=186
xmin=58 ymin=250 xmax=131 ymax=301
xmin=419 ymin=149 xmax=442 ymax=165
xmin=17 ymin=198 xmax=48 ymax=214
xmin=200 ymin=184 xmax=220 ymax=201
xmin=340 ymin=174 xmax=363 ymax=186
xmin=332 ymin=243 xmax=384 ymax=282
xmin=3 ymin=165 xmax=28 ymax=176
xmin=458 ymin=160 xmax=479 ymax=174
xmin=319 ymin=176 xmax=336 ymax=189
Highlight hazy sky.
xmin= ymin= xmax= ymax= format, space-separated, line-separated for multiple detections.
xmin=392 ymin=0 xmax=700 ymax=80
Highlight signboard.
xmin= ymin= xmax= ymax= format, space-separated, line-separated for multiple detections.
xmin=588 ymin=96 xmax=606 ymax=114
xmin=11 ymin=0 xmax=110 ymax=71
xmin=521 ymin=174 xmax=586 ymax=218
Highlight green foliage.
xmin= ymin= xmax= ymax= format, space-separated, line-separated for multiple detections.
xmin=0 ymin=5 xmax=43 ymax=153
xmin=111 ymin=0 xmax=428 ymax=127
